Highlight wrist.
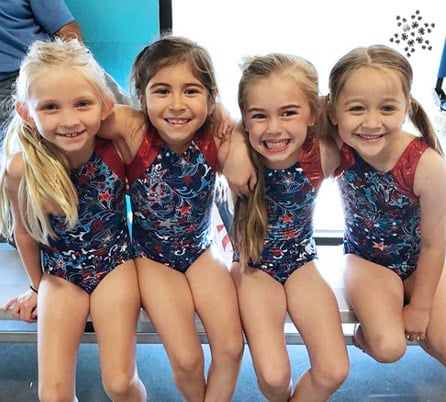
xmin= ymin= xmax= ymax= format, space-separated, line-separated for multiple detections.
xmin=29 ymin=285 xmax=39 ymax=294
xmin=407 ymin=300 xmax=431 ymax=312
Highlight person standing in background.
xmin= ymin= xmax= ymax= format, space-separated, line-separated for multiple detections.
xmin=0 ymin=0 xmax=83 ymax=142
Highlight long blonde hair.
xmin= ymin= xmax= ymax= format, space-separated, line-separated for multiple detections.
xmin=0 ymin=38 xmax=114 ymax=244
xmin=327 ymin=44 xmax=443 ymax=155
xmin=233 ymin=53 xmax=321 ymax=266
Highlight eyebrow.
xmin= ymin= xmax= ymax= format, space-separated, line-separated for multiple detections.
xmin=149 ymin=82 xmax=205 ymax=89
xmin=246 ymin=104 xmax=302 ymax=113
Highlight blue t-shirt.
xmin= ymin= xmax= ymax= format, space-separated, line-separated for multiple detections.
xmin=0 ymin=0 xmax=74 ymax=78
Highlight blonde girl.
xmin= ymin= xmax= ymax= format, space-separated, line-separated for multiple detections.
xmin=231 ymin=53 xmax=349 ymax=402
xmin=0 ymin=39 xmax=146 ymax=402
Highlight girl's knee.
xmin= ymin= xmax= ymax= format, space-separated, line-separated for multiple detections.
xmin=311 ymin=359 xmax=349 ymax=391
xmin=212 ymin=333 xmax=244 ymax=364
xmin=171 ymin=349 xmax=204 ymax=380
xmin=257 ymin=364 xmax=291 ymax=396
xmin=102 ymin=369 xmax=141 ymax=399
xmin=39 ymin=384 xmax=74 ymax=402
xmin=368 ymin=334 xmax=406 ymax=363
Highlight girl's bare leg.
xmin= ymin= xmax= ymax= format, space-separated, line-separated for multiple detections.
xmin=37 ymin=273 xmax=89 ymax=402
xmin=137 ymin=257 xmax=205 ymax=402
xmin=231 ymin=262 xmax=291 ymax=402
xmin=286 ymin=262 xmax=349 ymax=402
xmin=406 ymin=263 xmax=446 ymax=365
xmin=344 ymin=254 xmax=407 ymax=362
xmin=91 ymin=261 xmax=147 ymax=401
xmin=187 ymin=248 xmax=244 ymax=402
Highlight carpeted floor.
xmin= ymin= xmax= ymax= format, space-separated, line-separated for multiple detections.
xmin=0 ymin=342 xmax=445 ymax=401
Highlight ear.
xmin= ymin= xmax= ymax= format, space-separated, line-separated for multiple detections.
xmin=327 ymin=103 xmax=338 ymax=126
xmin=208 ymin=89 xmax=218 ymax=115
xmin=242 ymin=119 xmax=249 ymax=134
xmin=101 ymin=98 xmax=115 ymax=121
xmin=15 ymin=102 xmax=35 ymax=127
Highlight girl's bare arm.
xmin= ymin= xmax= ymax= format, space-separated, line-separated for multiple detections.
xmin=404 ymin=149 xmax=446 ymax=339
xmin=3 ymin=154 xmax=41 ymax=322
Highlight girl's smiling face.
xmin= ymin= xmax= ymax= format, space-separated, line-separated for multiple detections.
xmin=330 ymin=66 xmax=409 ymax=163
xmin=145 ymin=61 xmax=212 ymax=154
xmin=244 ymin=72 xmax=314 ymax=170
xmin=19 ymin=66 xmax=111 ymax=166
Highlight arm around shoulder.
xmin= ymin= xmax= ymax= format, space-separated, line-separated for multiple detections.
xmin=98 ymin=105 xmax=146 ymax=163
xmin=221 ymin=122 xmax=257 ymax=196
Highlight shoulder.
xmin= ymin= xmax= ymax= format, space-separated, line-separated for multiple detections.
xmin=319 ymin=138 xmax=341 ymax=178
xmin=4 ymin=153 xmax=25 ymax=195
xmin=6 ymin=153 xmax=25 ymax=180
xmin=100 ymin=104 xmax=146 ymax=162
xmin=413 ymin=145 xmax=446 ymax=197
xmin=103 ymin=105 xmax=146 ymax=138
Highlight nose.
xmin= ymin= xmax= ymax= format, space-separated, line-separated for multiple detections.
xmin=60 ymin=108 xmax=80 ymax=127
xmin=362 ymin=110 xmax=382 ymax=129
xmin=169 ymin=93 xmax=186 ymax=111
xmin=267 ymin=116 xmax=282 ymax=135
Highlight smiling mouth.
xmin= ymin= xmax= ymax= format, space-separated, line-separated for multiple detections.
xmin=57 ymin=131 xmax=84 ymax=138
xmin=357 ymin=134 xmax=383 ymax=140
xmin=165 ymin=118 xmax=190 ymax=125
xmin=263 ymin=139 xmax=290 ymax=149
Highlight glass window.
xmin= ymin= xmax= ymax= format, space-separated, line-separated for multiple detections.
xmin=172 ymin=0 xmax=445 ymax=236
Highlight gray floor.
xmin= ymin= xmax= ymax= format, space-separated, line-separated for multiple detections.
xmin=0 ymin=343 xmax=445 ymax=401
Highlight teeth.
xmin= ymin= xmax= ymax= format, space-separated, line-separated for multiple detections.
xmin=60 ymin=132 xmax=80 ymax=138
xmin=166 ymin=118 xmax=189 ymax=125
xmin=359 ymin=134 xmax=382 ymax=140
xmin=264 ymin=139 xmax=289 ymax=149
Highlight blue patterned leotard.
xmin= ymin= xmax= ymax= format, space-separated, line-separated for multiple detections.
xmin=127 ymin=126 xmax=218 ymax=272
xmin=336 ymin=137 xmax=428 ymax=280
xmin=41 ymin=138 xmax=131 ymax=294
xmin=234 ymin=136 xmax=324 ymax=284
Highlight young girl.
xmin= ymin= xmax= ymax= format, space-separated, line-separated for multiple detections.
xmin=100 ymin=36 xmax=244 ymax=402
xmin=327 ymin=44 xmax=446 ymax=365
xmin=0 ymin=39 xmax=146 ymax=402
xmin=231 ymin=53 xmax=349 ymax=402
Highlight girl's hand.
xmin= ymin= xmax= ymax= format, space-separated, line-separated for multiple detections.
xmin=402 ymin=303 xmax=430 ymax=341
xmin=212 ymin=104 xmax=234 ymax=142
xmin=222 ymin=123 xmax=257 ymax=197
xmin=223 ymin=159 xmax=257 ymax=197
xmin=4 ymin=290 xmax=38 ymax=323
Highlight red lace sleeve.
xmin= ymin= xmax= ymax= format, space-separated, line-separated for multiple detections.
xmin=300 ymin=136 xmax=324 ymax=188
